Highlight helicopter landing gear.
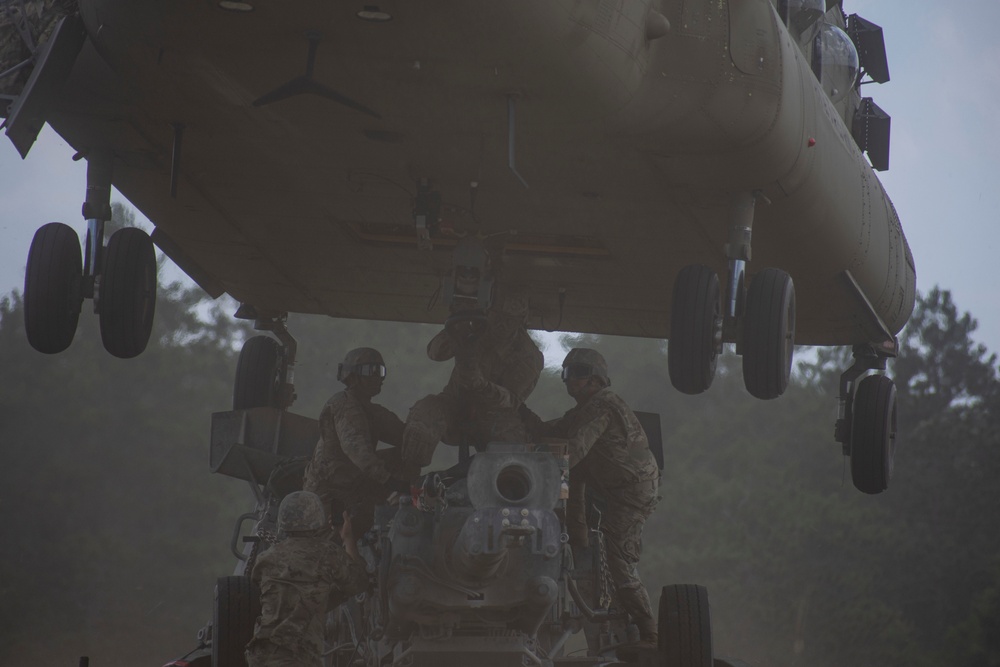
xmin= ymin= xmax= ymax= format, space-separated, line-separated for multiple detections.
xmin=835 ymin=343 xmax=898 ymax=494
xmin=22 ymin=148 xmax=158 ymax=357
xmin=99 ymin=226 xmax=157 ymax=358
xmin=23 ymin=222 xmax=84 ymax=354
xmin=667 ymin=192 xmax=795 ymax=399
xmin=667 ymin=264 xmax=721 ymax=395
xmin=741 ymin=267 xmax=795 ymax=400
xmin=233 ymin=307 xmax=298 ymax=411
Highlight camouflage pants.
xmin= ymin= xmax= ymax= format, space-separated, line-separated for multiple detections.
xmin=601 ymin=479 xmax=659 ymax=640
xmin=245 ymin=640 xmax=320 ymax=667
xmin=306 ymin=448 xmax=402 ymax=536
xmin=402 ymin=392 xmax=530 ymax=467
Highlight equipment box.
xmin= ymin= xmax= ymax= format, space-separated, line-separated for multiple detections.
xmin=210 ymin=408 xmax=319 ymax=483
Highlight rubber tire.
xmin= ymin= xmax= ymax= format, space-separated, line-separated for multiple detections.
xmin=850 ymin=374 xmax=897 ymax=495
xmin=24 ymin=223 xmax=83 ymax=354
xmin=658 ymin=584 xmax=712 ymax=667
xmin=233 ymin=336 xmax=282 ymax=410
xmin=99 ymin=227 xmax=157 ymax=358
xmin=668 ymin=265 xmax=720 ymax=395
xmin=742 ymin=268 xmax=795 ymax=400
xmin=212 ymin=575 xmax=261 ymax=667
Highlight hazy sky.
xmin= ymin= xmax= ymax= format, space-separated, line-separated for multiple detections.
xmin=1 ymin=0 xmax=997 ymax=358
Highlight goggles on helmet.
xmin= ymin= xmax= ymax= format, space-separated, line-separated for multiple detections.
xmin=339 ymin=362 xmax=387 ymax=379
xmin=561 ymin=363 xmax=598 ymax=382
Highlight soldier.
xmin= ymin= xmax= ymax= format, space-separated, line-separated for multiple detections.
xmin=401 ymin=289 xmax=544 ymax=468
xmin=525 ymin=348 xmax=661 ymax=651
xmin=245 ymin=490 xmax=368 ymax=667
xmin=302 ymin=347 xmax=409 ymax=537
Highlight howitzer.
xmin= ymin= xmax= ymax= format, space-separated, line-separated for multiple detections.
xmin=171 ymin=409 xmax=719 ymax=667
xmin=333 ymin=442 xmax=713 ymax=667
xmin=382 ymin=445 xmax=564 ymax=638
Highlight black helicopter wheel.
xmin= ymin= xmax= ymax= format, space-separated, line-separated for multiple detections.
xmin=742 ymin=268 xmax=795 ymax=399
xmin=658 ymin=584 xmax=712 ymax=667
xmin=24 ymin=222 xmax=83 ymax=354
xmin=850 ymin=374 xmax=897 ymax=494
xmin=668 ymin=264 xmax=721 ymax=395
xmin=233 ymin=335 xmax=283 ymax=410
xmin=99 ymin=227 xmax=157 ymax=358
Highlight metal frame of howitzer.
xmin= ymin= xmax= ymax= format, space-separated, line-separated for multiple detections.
xmin=167 ymin=407 xmax=320 ymax=667
xmin=324 ymin=442 xmax=650 ymax=667
xmin=168 ymin=407 xmax=714 ymax=667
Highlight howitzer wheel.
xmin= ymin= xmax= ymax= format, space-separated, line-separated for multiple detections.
xmin=658 ymin=584 xmax=712 ymax=667
xmin=213 ymin=575 xmax=260 ymax=667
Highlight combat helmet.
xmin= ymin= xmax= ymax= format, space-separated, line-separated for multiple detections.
xmin=561 ymin=348 xmax=610 ymax=386
xmin=277 ymin=491 xmax=327 ymax=534
xmin=337 ymin=347 xmax=387 ymax=382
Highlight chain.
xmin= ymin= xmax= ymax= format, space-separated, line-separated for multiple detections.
xmin=594 ymin=510 xmax=613 ymax=609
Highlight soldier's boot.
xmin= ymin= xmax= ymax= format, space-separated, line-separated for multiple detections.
xmin=615 ymin=585 xmax=658 ymax=659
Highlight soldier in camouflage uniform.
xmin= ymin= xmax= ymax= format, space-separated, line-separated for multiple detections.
xmin=302 ymin=348 xmax=410 ymax=537
xmin=524 ymin=348 xmax=661 ymax=649
xmin=401 ymin=289 xmax=544 ymax=468
xmin=245 ymin=491 xmax=368 ymax=667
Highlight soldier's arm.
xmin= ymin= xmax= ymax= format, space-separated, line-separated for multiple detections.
xmin=370 ymin=404 xmax=406 ymax=447
xmin=520 ymin=404 xmax=570 ymax=440
xmin=332 ymin=395 xmax=392 ymax=484
xmin=566 ymin=404 xmax=614 ymax=467
xmin=324 ymin=546 xmax=370 ymax=610
xmin=249 ymin=556 xmax=265 ymax=587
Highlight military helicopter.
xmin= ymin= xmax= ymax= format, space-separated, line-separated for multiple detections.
xmin=3 ymin=1 xmax=902 ymax=489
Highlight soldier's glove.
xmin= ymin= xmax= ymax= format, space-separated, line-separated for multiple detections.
xmin=383 ymin=478 xmax=411 ymax=495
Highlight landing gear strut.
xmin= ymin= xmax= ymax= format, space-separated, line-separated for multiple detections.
xmin=835 ymin=343 xmax=898 ymax=494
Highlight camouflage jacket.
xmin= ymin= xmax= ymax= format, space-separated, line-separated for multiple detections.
xmin=536 ymin=388 xmax=659 ymax=499
xmin=439 ymin=326 xmax=544 ymax=414
xmin=248 ymin=533 xmax=368 ymax=660
xmin=303 ymin=388 xmax=404 ymax=495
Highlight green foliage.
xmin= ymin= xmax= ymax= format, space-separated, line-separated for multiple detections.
xmin=946 ymin=558 xmax=1000 ymax=667
xmin=0 ymin=280 xmax=251 ymax=666
xmin=894 ymin=287 xmax=998 ymax=416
